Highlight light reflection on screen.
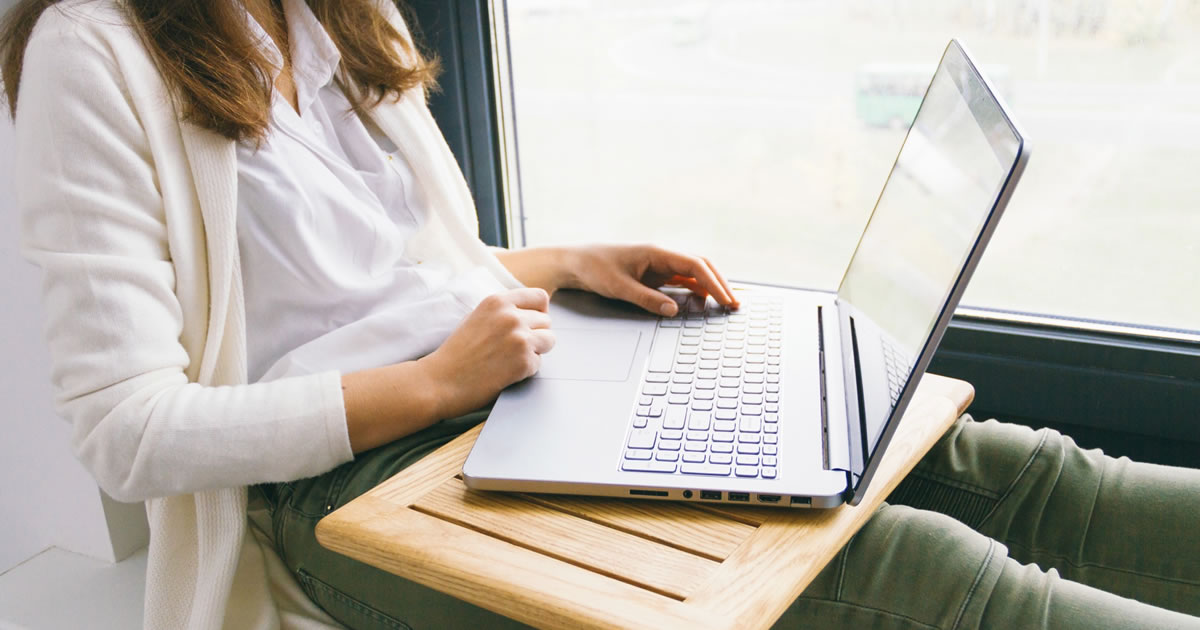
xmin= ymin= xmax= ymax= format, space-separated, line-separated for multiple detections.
xmin=837 ymin=47 xmax=1020 ymax=368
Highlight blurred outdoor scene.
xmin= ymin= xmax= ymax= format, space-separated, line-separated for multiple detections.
xmin=504 ymin=0 xmax=1200 ymax=333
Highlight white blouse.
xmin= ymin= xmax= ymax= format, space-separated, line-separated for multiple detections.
xmin=237 ymin=0 xmax=507 ymax=383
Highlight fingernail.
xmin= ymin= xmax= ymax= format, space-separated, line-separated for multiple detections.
xmin=660 ymin=302 xmax=676 ymax=316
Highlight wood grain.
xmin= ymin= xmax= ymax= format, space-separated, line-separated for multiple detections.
xmin=412 ymin=477 xmax=719 ymax=599
xmin=317 ymin=373 xmax=974 ymax=630
xmin=519 ymin=493 xmax=757 ymax=561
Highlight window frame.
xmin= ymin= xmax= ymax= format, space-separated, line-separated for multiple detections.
xmin=418 ymin=0 xmax=1200 ymax=447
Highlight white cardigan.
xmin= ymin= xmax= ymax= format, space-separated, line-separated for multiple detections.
xmin=15 ymin=1 xmax=520 ymax=627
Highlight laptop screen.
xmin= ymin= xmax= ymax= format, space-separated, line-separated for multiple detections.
xmin=834 ymin=41 xmax=1024 ymax=486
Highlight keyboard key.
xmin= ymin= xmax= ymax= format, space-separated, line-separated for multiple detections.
xmin=679 ymin=336 xmax=700 ymax=346
xmin=656 ymin=451 xmax=680 ymax=462
xmin=737 ymin=443 xmax=760 ymax=455
xmin=684 ymin=440 xmax=708 ymax=452
xmin=659 ymin=440 xmax=682 ymax=451
xmin=763 ymin=456 xmax=778 ymax=467
xmin=659 ymin=319 xmax=682 ymax=328
xmin=661 ymin=429 xmax=684 ymax=441
xmin=765 ymin=403 xmax=779 ymax=413
xmin=766 ymin=393 xmax=780 ymax=403
xmin=745 ymin=373 xmax=765 ymax=384
xmin=674 ymin=364 xmax=696 ymax=375
xmin=681 ymin=463 xmax=731 ymax=476
xmin=762 ymin=467 xmax=777 ymax=479
xmin=765 ymin=424 xmax=778 ymax=435
xmin=719 ymin=377 xmax=740 ymax=388
xmin=711 ymin=443 xmax=734 ymax=453
xmin=683 ymin=319 xmax=704 ymax=328
xmin=737 ymin=433 xmax=761 ymax=444
xmin=633 ymin=417 xmax=648 ymax=428
xmin=670 ymin=383 xmax=691 ymax=395
xmin=627 ymin=429 xmax=656 ymax=449
xmin=695 ymin=378 xmax=717 ymax=390
xmin=683 ymin=452 xmax=706 ymax=463
xmin=646 ymin=373 xmax=670 ymax=383
xmin=718 ymin=387 xmax=740 ymax=399
xmin=700 ymin=351 xmax=721 ymax=361
xmin=735 ymin=466 xmax=759 ymax=478
xmin=736 ymin=455 xmax=759 ymax=466
xmin=764 ymin=435 xmax=778 ymax=445
xmin=624 ymin=450 xmax=651 ymax=460
xmin=767 ymin=383 xmax=780 ymax=393
xmin=698 ymin=359 xmax=719 ymax=369
xmin=682 ymin=328 xmax=703 ymax=337
xmin=716 ymin=399 xmax=738 ymax=410
xmin=743 ymin=394 xmax=763 ymax=405
xmin=622 ymin=460 xmax=677 ymax=473
xmin=713 ymin=420 xmax=736 ymax=432
xmin=709 ymin=453 xmax=733 ymax=465
xmin=697 ymin=369 xmax=719 ymax=380
xmin=693 ymin=389 xmax=715 ymax=401
xmin=691 ymin=400 xmax=714 ymax=411
xmin=648 ymin=329 xmax=679 ymax=373
xmin=712 ymin=432 xmax=735 ymax=443
xmin=668 ymin=394 xmax=690 ymax=405
xmin=715 ymin=409 xmax=737 ymax=421
xmin=663 ymin=406 xmax=687 ymax=429
xmin=688 ymin=413 xmax=712 ymax=430
xmin=764 ymin=414 xmax=778 ymax=424
xmin=763 ymin=445 xmax=778 ymax=456
xmin=678 ymin=346 xmax=699 ymax=355
xmin=739 ymin=416 xmax=762 ymax=433
xmin=636 ymin=406 xmax=651 ymax=417
xmin=648 ymin=403 xmax=664 ymax=417
xmin=677 ymin=355 xmax=698 ymax=365
xmin=673 ymin=373 xmax=694 ymax=384
xmin=643 ymin=383 xmax=668 ymax=396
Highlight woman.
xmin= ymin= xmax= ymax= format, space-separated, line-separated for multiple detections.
xmin=3 ymin=0 xmax=1198 ymax=628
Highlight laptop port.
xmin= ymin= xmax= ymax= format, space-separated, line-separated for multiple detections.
xmin=757 ymin=494 xmax=782 ymax=503
xmin=682 ymin=490 xmax=693 ymax=499
xmin=629 ymin=489 xmax=668 ymax=497
xmin=700 ymin=490 xmax=722 ymax=501
xmin=790 ymin=496 xmax=812 ymax=506
xmin=728 ymin=492 xmax=750 ymax=502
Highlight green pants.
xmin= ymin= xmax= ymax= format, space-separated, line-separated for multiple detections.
xmin=259 ymin=415 xmax=1200 ymax=629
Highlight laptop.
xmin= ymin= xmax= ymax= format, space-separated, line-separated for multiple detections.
xmin=463 ymin=40 xmax=1029 ymax=508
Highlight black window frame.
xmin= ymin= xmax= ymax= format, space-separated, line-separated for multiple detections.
xmin=409 ymin=0 xmax=1200 ymax=461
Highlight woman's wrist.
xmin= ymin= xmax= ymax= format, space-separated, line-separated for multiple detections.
xmin=341 ymin=360 xmax=446 ymax=453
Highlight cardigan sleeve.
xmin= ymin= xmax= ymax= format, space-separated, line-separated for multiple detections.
xmin=16 ymin=7 xmax=352 ymax=503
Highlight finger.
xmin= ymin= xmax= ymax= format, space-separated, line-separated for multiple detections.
xmin=700 ymin=256 xmax=739 ymax=308
xmin=504 ymin=287 xmax=551 ymax=312
xmin=665 ymin=275 xmax=708 ymax=297
xmin=655 ymin=252 xmax=734 ymax=306
xmin=529 ymin=328 xmax=556 ymax=354
xmin=619 ymin=276 xmax=679 ymax=316
xmin=517 ymin=309 xmax=553 ymax=330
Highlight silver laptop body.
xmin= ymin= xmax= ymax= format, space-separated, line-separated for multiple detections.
xmin=463 ymin=40 xmax=1029 ymax=508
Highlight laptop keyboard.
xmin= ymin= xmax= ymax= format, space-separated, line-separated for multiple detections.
xmin=881 ymin=337 xmax=912 ymax=406
xmin=621 ymin=293 xmax=783 ymax=480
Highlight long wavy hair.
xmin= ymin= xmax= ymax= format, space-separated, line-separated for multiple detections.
xmin=0 ymin=0 xmax=439 ymax=143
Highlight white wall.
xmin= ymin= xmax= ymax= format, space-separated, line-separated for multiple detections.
xmin=0 ymin=3 xmax=148 ymax=568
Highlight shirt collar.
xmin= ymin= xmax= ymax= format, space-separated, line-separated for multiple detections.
xmin=245 ymin=0 xmax=342 ymax=115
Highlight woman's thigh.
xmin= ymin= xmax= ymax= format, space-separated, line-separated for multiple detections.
xmin=264 ymin=410 xmax=531 ymax=630
xmin=889 ymin=416 xmax=1200 ymax=616
xmin=779 ymin=503 xmax=1200 ymax=630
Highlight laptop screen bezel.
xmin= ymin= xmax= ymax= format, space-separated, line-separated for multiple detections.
xmin=835 ymin=39 xmax=1030 ymax=505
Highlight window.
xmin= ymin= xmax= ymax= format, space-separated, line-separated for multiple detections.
xmin=498 ymin=0 xmax=1200 ymax=337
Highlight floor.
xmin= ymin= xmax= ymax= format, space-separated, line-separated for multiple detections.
xmin=0 ymin=547 xmax=145 ymax=630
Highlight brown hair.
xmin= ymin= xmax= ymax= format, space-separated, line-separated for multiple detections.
xmin=0 ymin=0 xmax=439 ymax=143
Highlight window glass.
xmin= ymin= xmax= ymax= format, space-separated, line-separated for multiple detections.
xmin=503 ymin=0 xmax=1200 ymax=334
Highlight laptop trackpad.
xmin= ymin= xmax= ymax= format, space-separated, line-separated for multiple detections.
xmin=534 ymin=328 xmax=641 ymax=382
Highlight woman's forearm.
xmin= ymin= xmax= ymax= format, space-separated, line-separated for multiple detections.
xmin=341 ymin=360 xmax=446 ymax=453
xmin=492 ymin=246 xmax=578 ymax=294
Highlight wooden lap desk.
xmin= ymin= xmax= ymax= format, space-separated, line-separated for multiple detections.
xmin=317 ymin=374 xmax=973 ymax=629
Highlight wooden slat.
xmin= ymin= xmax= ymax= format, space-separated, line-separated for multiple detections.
xmin=519 ymin=494 xmax=758 ymax=561
xmin=413 ymin=478 xmax=719 ymax=600
xmin=687 ymin=503 xmax=778 ymax=526
xmin=317 ymin=496 xmax=733 ymax=630
xmin=685 ymin=374 xmax=974 ymax=627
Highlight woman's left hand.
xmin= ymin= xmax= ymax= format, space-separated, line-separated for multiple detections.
xmin=562 ymin=244 xmax=739 ymax=316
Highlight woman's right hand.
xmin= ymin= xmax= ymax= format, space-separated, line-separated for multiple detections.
xmin=419 ymin=288 xmax=556 ymax=418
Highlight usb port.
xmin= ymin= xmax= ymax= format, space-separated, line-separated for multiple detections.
xmin=790 ymin=496 xmax=812 ymax=506
xmin=757 ymin=494 xmax=782 ymax=503
xmin=700 ymin=490 xmax=722 ymax=501
xmin=728 ymin=492 xmax=750 ymax=502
